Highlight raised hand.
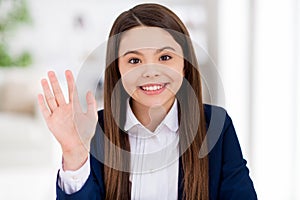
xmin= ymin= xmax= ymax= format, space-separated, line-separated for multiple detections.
xmin=37 ymin=70 xmax=98 ymax=170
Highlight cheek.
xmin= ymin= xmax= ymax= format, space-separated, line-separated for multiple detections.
xmin=120 ymin=68 xmax=142 ymax=97
xmin=122 ymin=82 xmax=136 ymax=99
xmin=118 ymin=61 xmax=133 ymax=95
xmin=179 ymin=60 xmax=185 ymax=76
xmin=164 ymin=67 xmax=184 ymax=95
xmin=171 ymin=57 xmax=184 ymax=76
xmin=118 ymin=60 xmax=128 ymax=76
xmin=121 ymin=75 xmax=136 ymax=96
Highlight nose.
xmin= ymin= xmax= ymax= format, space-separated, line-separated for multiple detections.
xmin=142 ymin=65 xmax=161 ymax=78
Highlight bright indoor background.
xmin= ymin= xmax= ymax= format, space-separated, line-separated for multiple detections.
xmin=0 ymin=0 xmax=299 ymax=199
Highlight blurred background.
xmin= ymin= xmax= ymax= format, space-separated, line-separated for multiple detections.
xmin=0 ymin=0 xmax=299 ymax=199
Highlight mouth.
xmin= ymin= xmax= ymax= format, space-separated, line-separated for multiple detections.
xmin=138 ymin=83 xmax=167 ymax=95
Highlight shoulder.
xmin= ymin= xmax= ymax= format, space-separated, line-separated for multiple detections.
xmin=204 ymin=105 xmax=257 ymax=199
xmin=202 ymin=104 xmax=236 ymax=158
xmin=203 ymin=104 xmax=232 ymax=131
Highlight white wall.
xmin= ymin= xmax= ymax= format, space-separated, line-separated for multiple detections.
xmin=219 ymin=0 xmax=300 ymax=199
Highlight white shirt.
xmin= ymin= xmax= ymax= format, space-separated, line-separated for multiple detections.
xmin=58 ymin=99 xmax=179 ymax=199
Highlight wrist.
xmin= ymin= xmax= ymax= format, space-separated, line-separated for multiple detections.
xmin=62 ymin=145 xmax=89 ymax=171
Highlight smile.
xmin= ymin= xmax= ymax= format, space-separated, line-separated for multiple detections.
xmin=139 ymin=83 xmax=167 ymax=94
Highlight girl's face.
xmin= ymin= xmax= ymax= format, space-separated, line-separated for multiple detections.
xmin=118 ymin=26 xmax=184 ymax=110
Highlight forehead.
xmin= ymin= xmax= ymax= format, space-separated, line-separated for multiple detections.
xmin=118 ymin=26 xmax=183 ymax=55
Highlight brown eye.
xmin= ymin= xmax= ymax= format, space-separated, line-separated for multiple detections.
xmin=129 ymin=58 xmax=141 ymax=64
xmin=160 ymin=55 xmax=172 ymax=61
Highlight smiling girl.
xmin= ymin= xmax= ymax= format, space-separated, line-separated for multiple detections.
xmin=38 ymin=3 xmax=257 ymax=200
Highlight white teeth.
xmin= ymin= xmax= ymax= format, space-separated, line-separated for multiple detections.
xmin=141 ymin=85 xmax=163 ymax=91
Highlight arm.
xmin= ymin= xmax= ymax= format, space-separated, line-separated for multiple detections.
xmin=37 ymin=71 xmax=102 ymax=199
xmin=56 ymin=154 xmax=105 ymax=200
xmin=56 ymin=114 xmax=106 ymax=199
xmin=219 ymin=114 xmax=257 ymax=199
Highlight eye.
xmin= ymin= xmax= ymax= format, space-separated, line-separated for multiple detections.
xmin=128 ymin=58 xmax=141 ymax=64
xmin=160 ymin=55 xmax=172 ymax=61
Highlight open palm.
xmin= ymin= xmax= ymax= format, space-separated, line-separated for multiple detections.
xmin=37 ymin=70 xmax=98 ymax=157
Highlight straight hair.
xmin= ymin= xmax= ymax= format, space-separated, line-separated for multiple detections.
xmin=103 ymin=3 xmax=209 ymax=200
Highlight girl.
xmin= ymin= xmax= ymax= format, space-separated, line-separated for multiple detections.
xmin=38 ymin=3 xmax=257 ymax=200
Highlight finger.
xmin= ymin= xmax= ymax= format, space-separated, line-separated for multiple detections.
xmin=48 ymin=71 xmax=66 ymax=106
xmin=41 ymin=78 xmax=57 ymax=112
xmin=66 ymin=70 xmax=82 ymax=112
xmin=86 ymin=91 xmax=97 ymax=118
xmin=37 ymin=94 xmax=51 ymax=120
xmin=66 ymin=70 xmax=75 ymax=102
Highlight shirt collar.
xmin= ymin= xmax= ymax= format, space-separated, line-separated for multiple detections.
xmin=124 ymin=98 xmax=141 ymax=131
xmin=162 ymin=99 xmax=179 ymax=132
xmin=124 ymin=98 xmax=179 ymax=133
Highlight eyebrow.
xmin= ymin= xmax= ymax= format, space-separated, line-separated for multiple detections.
xmin=122 ymin=46 xmax=176 ymax=57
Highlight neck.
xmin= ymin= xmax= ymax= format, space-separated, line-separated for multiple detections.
xmin=130 ymin=98 xmax=175 ymax=132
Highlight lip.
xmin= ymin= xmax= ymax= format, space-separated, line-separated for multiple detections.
xmin=138 ymin=83 xmax=168 ymax=95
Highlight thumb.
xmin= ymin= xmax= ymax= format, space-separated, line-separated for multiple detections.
xmin=86 ymin=91 xmax=98 ymax=118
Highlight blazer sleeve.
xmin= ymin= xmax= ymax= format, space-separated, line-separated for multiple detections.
xmin=56 ymin=154 xmax=105 ymax=200
xmin=218 ymin=113 xmax=257 ymax=199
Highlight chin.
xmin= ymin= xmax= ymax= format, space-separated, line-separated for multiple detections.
xmin=137 ymin=96 xmax=175 ymax=109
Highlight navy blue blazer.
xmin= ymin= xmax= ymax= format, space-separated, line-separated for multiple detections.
xmin=56 ymin=104 xmax=257 ymax=199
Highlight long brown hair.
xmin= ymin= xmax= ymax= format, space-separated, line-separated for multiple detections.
xmin=103 ymin=3 xmax=208 ymax=200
